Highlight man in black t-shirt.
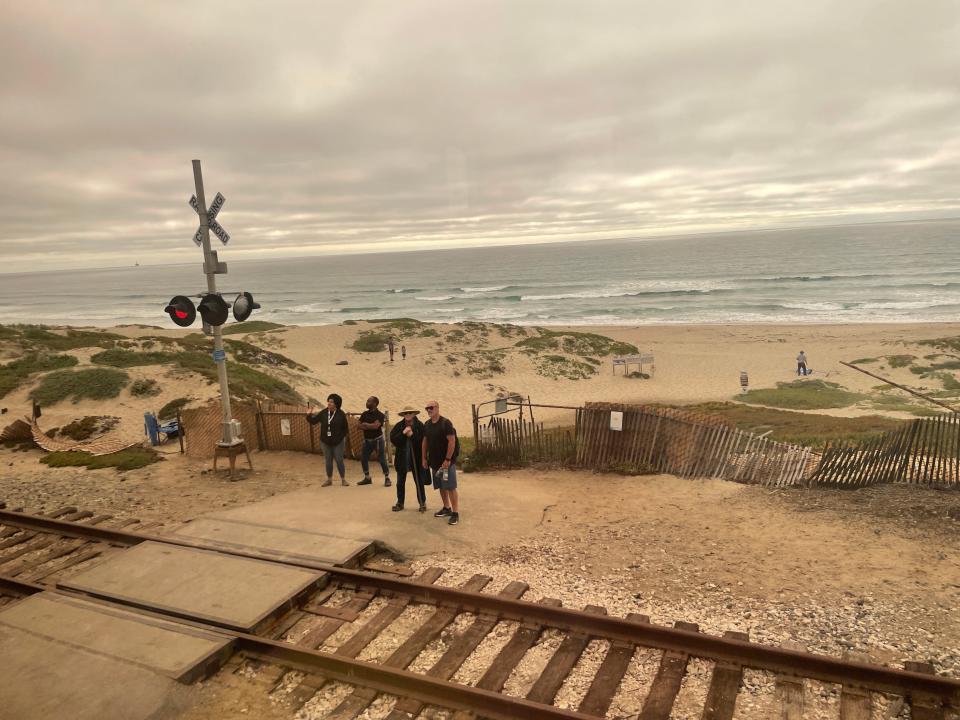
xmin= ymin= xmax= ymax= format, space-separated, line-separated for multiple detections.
xmin=421 ymin=400 xmax=460 ymax=525
xmin=358 ymin=396 xmax=391 ymax=486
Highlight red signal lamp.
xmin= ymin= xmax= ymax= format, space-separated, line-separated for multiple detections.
xmin=164 ymin=295 xmax=196 ymax=327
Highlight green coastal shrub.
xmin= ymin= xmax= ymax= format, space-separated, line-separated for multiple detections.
xmin=92 ymin=349 xmax=175 ymax=367
xmin=158 ymin=397 xmax=191 ymax=420
xmin=223 ymin=339 xmax=305 ymax=369
xmin=739 ymin=379 xmax=865 ymax=410
xmin=41 ymin=447 xmax=159 ymax=472
xmin=18 ymin=326 xmax=122 ymax=351
xmin=29 ymin=368 xmax=130 ymax=405
xmin=351 ymin=332 xmax=391 ymax=352
xmin=131 ymin=378 xmax=161 ymax=397
xmin=0 ymin=354 xmax=78 ymax=398
xmin=174 ymin=352 xmax=302 ymax=405
xmin=57 ymin=416 xmax=119 ymax=440
xmin=517 ymin=330 xmax=637 ymax=357
xmin=535 ymin=355 xmax=596 ymax=380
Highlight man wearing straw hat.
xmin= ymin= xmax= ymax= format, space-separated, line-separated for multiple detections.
xmin=389 ymin=404 xmax=427 ymax=512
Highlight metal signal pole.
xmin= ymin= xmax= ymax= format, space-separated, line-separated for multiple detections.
xmin=191 ymin=159 xmax=241 ymax=446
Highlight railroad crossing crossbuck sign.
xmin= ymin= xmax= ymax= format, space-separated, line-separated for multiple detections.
xmin=189 ymin=191 xmax=230 ymax=245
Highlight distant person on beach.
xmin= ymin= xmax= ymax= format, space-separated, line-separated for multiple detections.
xmin=389 ymin=405 xmax=427 ymax=512
xmin=306 ymin=393 xmax=349 ymax=487
xmin=358 ymin=396 xmax=391 ymax=487
xmin=401 ymin=344 xmax=406 ymax=360
xmin=422 ymin=400 xmax=461 ymax=525
xmin=797 ymin=350 xmax=808 ymax=376
xmin=388 ymin=337 xmax=395 ymax=361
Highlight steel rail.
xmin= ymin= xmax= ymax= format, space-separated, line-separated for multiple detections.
xmin=0 ymin=574 xmax=590 ymax=720
xmin=2 ymin=509 xmax=958 ymax=705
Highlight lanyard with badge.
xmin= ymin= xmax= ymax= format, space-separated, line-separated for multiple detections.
xmin=327 ymin=410 xmax=334 ymax=437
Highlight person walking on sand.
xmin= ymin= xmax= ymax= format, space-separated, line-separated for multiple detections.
xmin=358 ymin=396 xmax=391 ymax=487
xmin=422 ymin=400 xmax=461 ymax=525
xmin=797 ymin=350 xmax=808 ymax=377
xmin=401 ymin=344 xmax=406 ymax=360
xmin=306 ymin=394 xmax=349 ymax=487
xmin=387 ymin=337 xmax=395 ymax=362
xmin=389 ymin=405 xmax=427 ymax=512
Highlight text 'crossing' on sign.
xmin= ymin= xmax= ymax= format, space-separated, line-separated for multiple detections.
xmin=189 ymin=192 xmax=230 ymax=246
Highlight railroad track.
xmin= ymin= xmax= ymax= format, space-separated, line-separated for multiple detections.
xmin=0 ymin=506 xmax=957 ymax=719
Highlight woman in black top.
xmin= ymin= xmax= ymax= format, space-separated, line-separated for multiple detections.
xmin=307 ymin=393 xmax=349 ymax=486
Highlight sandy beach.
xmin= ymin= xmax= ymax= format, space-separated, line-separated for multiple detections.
xmin=5 ymin=320 xmax=959 ymax=442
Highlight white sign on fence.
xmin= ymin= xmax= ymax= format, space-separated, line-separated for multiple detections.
xmin=280 ymin=418 xmax=291 ymax=436
xmin=610 ymin=411 xmax=623 ymax=431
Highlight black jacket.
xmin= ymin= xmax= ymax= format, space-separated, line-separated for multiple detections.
xmin=390 ymin=417 xmax=424 ymax=472
xmin=307 ymin=408 xmax=348 ymax=446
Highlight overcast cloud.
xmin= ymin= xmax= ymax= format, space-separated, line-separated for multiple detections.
xmin=1 ymin=1 xmax=959 ymax=272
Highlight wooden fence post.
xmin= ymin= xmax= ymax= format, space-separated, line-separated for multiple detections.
xmin=176 ymin=408 xmax=184 ymax=454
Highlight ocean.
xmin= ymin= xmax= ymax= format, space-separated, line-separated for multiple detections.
xmin=2 ymin=219 xmax=959 ymax=328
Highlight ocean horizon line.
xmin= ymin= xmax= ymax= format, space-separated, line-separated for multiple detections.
xmin=3 ymin=214 xmax=958 ymax=278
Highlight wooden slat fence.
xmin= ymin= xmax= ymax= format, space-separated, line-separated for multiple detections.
xmin=576 ymin=403 xmax=815 ymax=487
xmin=810 ymin=413 xmax=960 ymax=488
xmin=180 ymin=400 xmax=261 ymax=461
xmin=180 ymin=401 xmax=388 ymax=461
xmin=474 ymin=401 xmax=815 ymax=486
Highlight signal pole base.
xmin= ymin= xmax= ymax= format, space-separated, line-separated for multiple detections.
xmin=213 ymin=441 xmax=253 ymax=480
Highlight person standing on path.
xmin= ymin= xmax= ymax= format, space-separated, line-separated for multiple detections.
xmin=797 ymin=350 xmax=808 ymax=376
xmin=401 ymin=344 xmax=406 ymax=360
xmin=389 ymin=405 xmax=427 ymax=512
xmin=358 ymin=396 xmax=391 ymax=487
xmin=306 ymin=394 xmax=349 ymax=487
xmin=388 ymin=337 xmax=395 ymax=362
xmin=421 ymin=400 xmax=460 ymax=525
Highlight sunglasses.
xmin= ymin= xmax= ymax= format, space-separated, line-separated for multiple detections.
xmin=425 ymin=405 xmax=437 ymax=410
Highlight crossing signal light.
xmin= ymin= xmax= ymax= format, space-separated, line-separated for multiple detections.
xmin=232 ymin=292 xmax=261 ymax=322
xmin=164 ymin=296 xmax=196 ymax=327
xmin=197 ymin=294 xmax=230 ymax=326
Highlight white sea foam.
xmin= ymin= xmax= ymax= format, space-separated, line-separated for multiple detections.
xmin=284 ymin=304 xmax=339 ymax=314
xmin=460 ymin=285 xmax=509 ymax=293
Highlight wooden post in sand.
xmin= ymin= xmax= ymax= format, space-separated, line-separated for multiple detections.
xmin=471 ymin=404 xmax=480 ymax=449
xmin=176 ymin=408 xmax=184 ymax=454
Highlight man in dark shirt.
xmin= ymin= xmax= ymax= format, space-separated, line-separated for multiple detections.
xmin=421 ymin=400 xmax=460 ymax=525
xmin=358 ymin=396 xmax=391 ymax=487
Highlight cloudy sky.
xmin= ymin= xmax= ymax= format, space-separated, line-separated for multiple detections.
xmin=1 ymin=1 xmax=958 ymax=273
